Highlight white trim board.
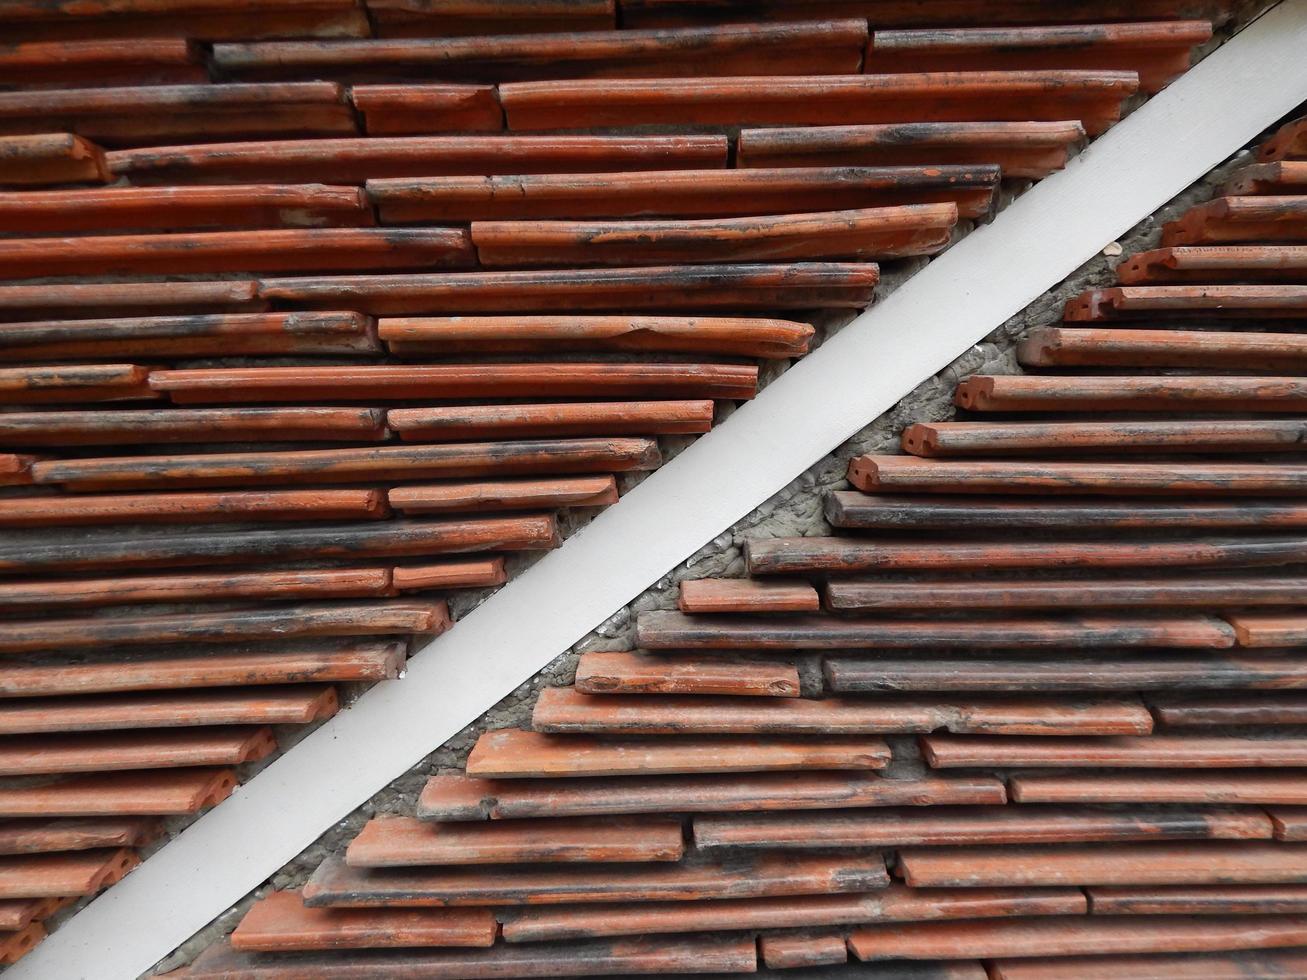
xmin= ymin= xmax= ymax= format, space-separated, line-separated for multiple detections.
xmin=21 ymin=5 xmax=1307 ymax=978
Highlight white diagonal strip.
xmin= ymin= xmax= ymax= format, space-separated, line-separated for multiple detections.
xmin=19 ymin=4 xmax=1307 ymax=978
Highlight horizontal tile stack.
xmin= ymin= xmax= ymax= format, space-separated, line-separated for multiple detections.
xmin=170 ymin=100 xmax=1307 ymax=980
xmin=0 ymin=0 xmax=1228 ymax=968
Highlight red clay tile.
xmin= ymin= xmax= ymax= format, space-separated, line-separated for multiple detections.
xmin=0 ymin=454 xmax=31 ymax=487
xmin=418 ymin=770 xmax=1004 ymax=821
xmin=0 ymin=644 xmax=402 ymax=697
xmin=346 ymin=815 xmax=684 ymax=867
xmin=33 ymin=441 xmax=657 ymax=492
xmin=1012 ymin=772 xmax=1307 ymax=806
xmin=532 ymin=686 xmax=1153 ymax=736
xmin=184 ymin=933 xmax=756 ymax=979
xmin=499 ymin=71 xmax=1138 ymax=134
xmin=1225 ymin=612 xmax=1307 ymax=647
xmin=737 ymin=121 xmax=1085 ymax=179
xmin=470 ymin=205 xmax=953 ymax=266
xmin=694 ymin=806 xmax=1269 ymax=851
xmin=3 ymin=0 xmax=369 ymax=42
xmin=620 ymin=1 xmax=1230 ymax=30
xmin=924 ymin=735 xmax=1307 ymax=768
xmin=0 ymin=897 xmax=63 ymax=932
xmin=1163 ymin=197 xmax=1307 ymax=245
xmin=0 ymin=601 xmax=449 ymax=653
xmin=0 ymin=364 xmax=155 ymax=405
xmin=0 ymin=134 xmax=108 ymax=187
xmin=0 ymin=406 xmax=386 ymax=446
xmin=0 ymin=921 xmax=44 ymax=965
xmin=678 ymin=579 xmax=820 ymax=614
xmin=0 ymin=515 xmax=558 ymax=574
xmin=991 ymin=947 xmax=1307 ymax=979
xmin=0 ymin=818 xmax=160 ymax=856
xmin=217 ymin=21 xmax=867 ymax=82
xmin=0 ymin=489 xmax=387 ymax=527
xmin=901 ymin=419 xmax=1307 ymax=456
xmin=1019 ymin=326 xmax=1307 ymax=370
xmin=1270 ymin=808 xmax=1307 ymax=840
xmin=637 ymin=609 xmax=1232 ymax=649
xmin=841 ymin=571 xmax=1307 ymax=610
xmin=0 ymin=688 xmax=338 ymax=735
xmin=746 ymin=534 xmax=1307 ymax=574
xmin=231 ymin=891 xmax=496 ymax=951
xmin=865 ymin=22 xmax=1210 ymax=93
xmin=502 ymin=884 xmax=1082 ymax=943
xmin=850 ymin=914 xmax=1307 ymax=962
xmin=3 ymin=455 xmax=62 ymax=486
xmin=256 ymin=264 xmax=879 ymax=314
xmin=466 ymin=727 xmax=890 ymax=777
xmin=760 ymin=931 xmax=847 ymax=969
xmin=849 ymin=454 xmax=1307 ymax=495
xmin=387 ymin=477 xmax=618 ymax=514
xmin=574 ymin=651 xmax=801 ymax=697
xmin=368 ymin=0 xmax=614 ymax=37
xmin=390 ymin=559 xmax=506 ymax=592
xmin=956 ymin=375 xmax=1307 ymax=412
xmin=0 ymin=769 xmax=237 ymax=817
xmin=368 ymin=166 xmax=997 ymax=222
xmin=824 ymin=491 xmax=1307 ymax=531
xmin=352 ymin=84 xmax=503 ymax=135
xmin=149 ymin=364 xmax=756 ymax=404
xmin=0 ymin=727 xmax=277 ymax=775
xmin=1118 ymin=244 xmax=1307 ymax=283
xmin=0 ymin=568 xmax=394 ymax=610
xmin=378 ymin=315 xmax=814 ymax=358
xmin=825 ymin=654 xmax=1301 ymax=692
xmin=1089 ymin=884 xmax=1307 ymax=914
xmin=900 ymin=842 xmax=1307 ymax=888
xmin=388 ymin=402 xmax=715 ymax=441
xmin=108 ymin=135 xmax=727 ymax=184
xmin=0 ymin=83 xmax=359 ymax=147
xmin=1261 ymin=116 xmax=1307 ymax=162
xmin=0 ymin=849 xmax=138 ymax=899
xmin=0 ymin=228 xmax=475 ymax=279
xmin=0 ymin=184 xmax=372 ymax=234
xmin=1064 ymin=285 xmax=1307 ymax=321
xmin=304 ymin=851 xmax=887 ymax=907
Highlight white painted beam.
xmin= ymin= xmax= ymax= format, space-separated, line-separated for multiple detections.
xmin=19 ymin=4 xmax=1307 ymax=978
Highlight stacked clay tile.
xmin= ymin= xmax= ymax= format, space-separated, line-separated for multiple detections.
xmin=0 ymin=0 xmax=1235 ymax=969
xmin=172 ymin=56 xmax=1307 ymax=980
